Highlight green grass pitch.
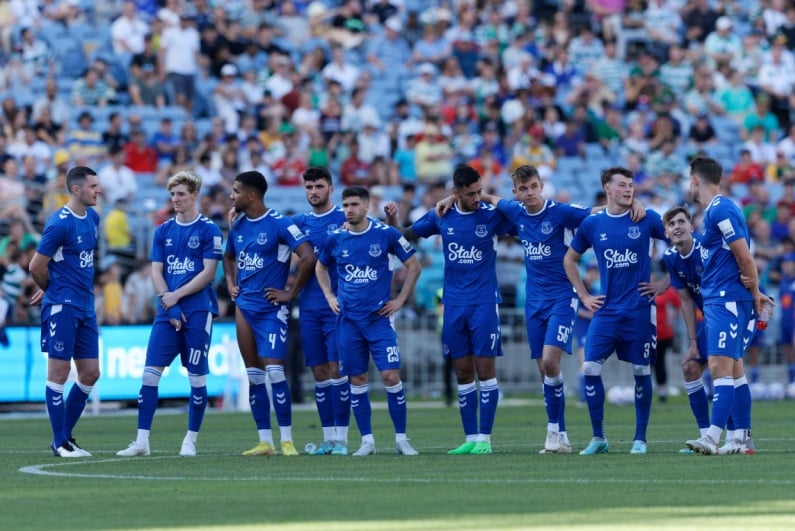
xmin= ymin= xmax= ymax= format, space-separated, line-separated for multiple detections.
xmin=2 ymin=396 xmax=794 ymax=530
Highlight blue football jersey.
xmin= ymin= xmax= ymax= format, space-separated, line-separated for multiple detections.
xmin=37 ymin=206 xmax=99 ymax=309
xmin=570 ymin=208 xmax=667 ymax=311
xmin=226 ymin=209 xmax=308 ymax=312
xmin=292 ymin=206 xmax=346 ymax=311
xmin=318 ymin=219 xmax=415 ymax=319
xmin=150 ymin=214 xmax=223 ymax=315
xmin=412 ymin=202 xmax=514 ymax=306
xmin=779 ymin=273 xmax=795 ymax=328
xmin=699 ymin=195 xmax=754 ymax=302
xmin=662 ymin=237 xmax=705 ymax=311
xmin=498 ymin=198 xmax=590 ymax=299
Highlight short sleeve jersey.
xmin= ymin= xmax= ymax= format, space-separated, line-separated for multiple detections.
xmin=37 ymin=206 xmax=99 ymax=309
xmin=318 ymin=219 xmax=415 ymax=319
xmin=570 ymin=208 xmax=667 ymax=311
xmin=150 ymin=214 xmax=223 ymax=316
xmin=411 ymin=202 xmax=514 ymax=306
xmin=226 ymin=209 xmax=308 ymax=312
xmin=292 ymin=206 xmax=346 ymax=311
xmin=662 ymin=236 xmax=705 ymax=311
xmin=497 ymin=198 xmax=590 ymax=299
xmin=699 ymin=195 xmax=754 ymax=302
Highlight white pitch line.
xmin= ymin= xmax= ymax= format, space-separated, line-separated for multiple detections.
xmin=18 ymin=457 xmax=795 ymax=485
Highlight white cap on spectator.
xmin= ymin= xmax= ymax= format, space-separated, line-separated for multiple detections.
xmin=385 ymin=17 xmax=402 ymax=32
xmin=307 ymin=1 xmax=327 ymax=18
xmin=716 ymin=16 xmax=732 ymax=31
xmin=418 ymin=62 xmax=436 ymax=76
xmin=370 ymin=185 xmax=385 ymax=198
xmin=221 ymin=63 xmax=238 ymax=77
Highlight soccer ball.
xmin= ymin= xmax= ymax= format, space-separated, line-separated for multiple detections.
xmin=787 ymin=382 xmax=795 ymax=400
xmin=767 ymin=382 xmax=785 ymax=401
xmin=750 ymin=382 xmax=769 ymax=401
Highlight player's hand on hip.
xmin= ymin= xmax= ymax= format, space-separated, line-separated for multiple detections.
xmin=30 ymin=289 xmax=44 ymax=306
xmin=581 ymin=294 xmax=604 ymax=313
xmin=378 ymin=299 xmax=401 ymax=317
xmin=264 ymin=287 xmax=291 ymax=304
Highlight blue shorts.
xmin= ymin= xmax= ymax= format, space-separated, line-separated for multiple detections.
xmin=585 ymin=306 xmax=656 ymax=366
xmin=573 ymin=315 xmax=591 ymax=349
xmin=525 ymin=295 xmax=577 ymax=358
xmin=693 ymin=320 xmax=708 ymax=364
xmin=704 ymin=300 xmax=755 ymax=360
xmin=146 ymin=311 xmax=213 ymax=375
xmin=442 ymin=303 xmax=502 ymax=359
xmin=337 ymin=313 xmax=401 ymax=376
xmin=239 ymin=305 xmax=289 ymax=360
xmin=300 ymin=307 xmax=338 ymax=367
xmin=40 ymin=304 xmax=99 ymax=361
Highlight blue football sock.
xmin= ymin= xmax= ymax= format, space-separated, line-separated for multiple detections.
xmin=543 ymin=374 xmax=564 ymax=426
xmin=578 ymin=372 xmax=587 ymax=403
xmin=331 ymin=377 xmax=351 ymax=430
xmin=350 ymin=384 xmax=372 ymax=437
xmin=685 ymin=379 xmax=710 ymax=430
xmin=45 ymin=381 xmax=66 ymax=446
xmin=270 ymin=380 xmax=292 ymax=427
xmin=137 ymin=385 xmax=159 ymax=430
xmin=633 ymin=374 xmax=653 ymax=442
xmin=315 ymin=380 xmax=334 ymax=428
xmin=64 ymin=382 xmax=91 ymax=439
xmin=559 ymin=390 xmax=567 ymax=433
xmin=749 ymin=366 xmax=760 ymax=384
xmin=479 ymin=378 xmax=499 ymax=435
xmin=731 ymin=377 xmax=752 ymax=431
xmin=584 ymin=375 xmax=605 ymax=439
xmin=248 ymin=383 xmax=271 ymax=430
xmin=710 ymin=377 xmax=736 ymax=431
xmin=457 ymin=382 xmax=478 ymax=437
xmin=188 ymin=386 xmax=207 ymax=432
xmin=385 ymin=382 xmax=407 ymax=434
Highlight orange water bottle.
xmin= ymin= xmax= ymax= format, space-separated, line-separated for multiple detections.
xmin=757 ymin=299 xmax=774 ymax=330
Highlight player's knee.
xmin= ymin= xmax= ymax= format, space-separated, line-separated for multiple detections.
xmin=583 ymin=361 xmax=602 ymax=377
xmin=681 ymin=361 xmax=702 ymax=382
xmin=142 ymin=367 xmax=162 ymax=387
xmin=382 ymin=372 xmax=400 ymax=388
xmin=188 ymin=374 xmax=206 ymax=388
xmin=633 ymin=364 xmax=651 ymax=376
xmin=266 ymin=364 xmax=286 ymax=384
xmin=541 ymin=357 xmax=560 ymax=377
xmin=80 ymin=369 xmax=100 ymax=385
xmin=311 ymin=364 xmax=330 ymax=382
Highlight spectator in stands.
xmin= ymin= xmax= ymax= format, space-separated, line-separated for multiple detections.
xmin=412 ymin=22 xmax=451 ymax=69
xmin=104 ymin=197 xmax=135 ymax=253
xmin=644 ymin=0 xmax=683 ymax=59
xmin=415 ymin=123 xmax=454 ymax=184
xmin=743 ymin=124 xmax=777 ymax=166
xmin=41 ymin=150 xmax=69 ymax=218
xmin=129 ymin=63 xmax=167 ymax=108
xmin=111 ymin=1 xmax=150 ymax=55
xmin=101 ymin=112 xmax=127 ymax=153
xmin=341 ymin=86 xmax=379 ymax=133
xmin=9 ymin=125 xmax=51 ymax=176
xmin=32 ymin=106 xmax=62 ymax=146
xmin=161 ymin=13 xmax=201 ymax=114
xmin=213 ymin=64 xmax=246 ymax=134
xmin=0 ymin=217 xmax=38 ymax=268
xmin=97 ymin=256 xmax=124 ymax=326
xmin=367 ymin=16 xmax=411 ymax=75
xmin=321 ymin=44 xmax=360 ymax=94
xmin=65 ymin=112 xmax=105 ymax=167
xmin=19 ymin=26 xmax=51 ymax=78
xmin=743 ymin=93 xmax=781 ymax=141
xmin=357 ymin=116 xmax=389 ymax=165
xmin=683 ymin=63 xmax=724 ymax=117
xmin=151 ymin=117 xmax=180 ymax=164
xmin=71 ymin=67 xmax=118 ymax=107
xmin=156 ymin=144 xmax=192 ymax=186
xmin=123 ymin=128 xmax=158 ymax=174
xmin=32 ymin=78 xmax=69 ymax=126
xmin=98 ymin=145 xmax=138 ymax=204
xmin=759 ymin=37 xmax=795 ymax=130
xmin=688 ymin=112 xmax=718 ymax=148
xmin=122 ymin=260 xmax=155 ymax=325
xmin=594 ymin=104 xmax=626 ymax=151
xmin=731 ymin=150 xmax=766 ymax=183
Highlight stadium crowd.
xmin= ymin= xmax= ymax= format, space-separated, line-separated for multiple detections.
xmin=2 ymin=0 xmax=795 ymax=388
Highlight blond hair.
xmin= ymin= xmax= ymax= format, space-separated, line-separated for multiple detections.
xmin=166 ymin=170 xmax=202 ymax=194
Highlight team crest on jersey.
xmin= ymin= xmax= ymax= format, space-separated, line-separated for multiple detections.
xmin=188 ymin=236 xmax=200 ymax=249
xmin=327 ymin=224 xmax=338 ymax=233
xmin=475 ymin=225 xmax=488 ymax=237
xmin=541 ymin=222 xmax=553 ymax=235
xmin=369 ymin=244 xmax=382 ymax=257
xmin=627 ymin=226 xmax=641 ymax=240
xmin=54 ymin=341 xmax=64 ymax=352
xmin=696 ymin=264 xmax=704 ymax=275
xmin=257 ymin=232 xmax=268 ymax=245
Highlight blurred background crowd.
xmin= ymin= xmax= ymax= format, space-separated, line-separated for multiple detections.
xmin=1 ymin=0 xmax=795 ymax=389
